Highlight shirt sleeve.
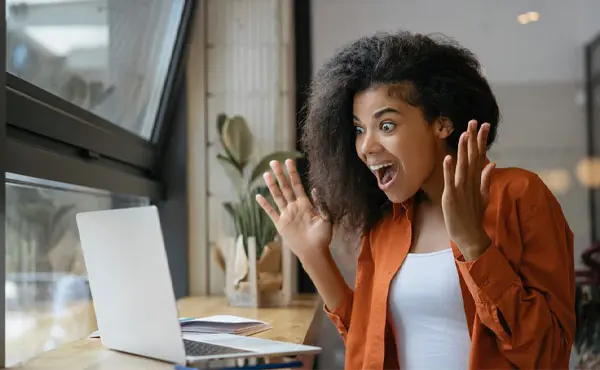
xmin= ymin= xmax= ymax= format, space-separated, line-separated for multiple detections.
xmin=323 ymin=284 xmax=355 ymax=343
xmin=322 ymin=232 xmax=371 ymax=344
xmin=456 ymin=180 xmax=576 ymax=369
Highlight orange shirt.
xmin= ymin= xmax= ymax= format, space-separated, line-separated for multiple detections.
xmin=325 ymin=167 xmax=576 ymax=369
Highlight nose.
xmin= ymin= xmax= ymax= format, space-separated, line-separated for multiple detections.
xmin=359 ymin=130 xmax=383 ymax=156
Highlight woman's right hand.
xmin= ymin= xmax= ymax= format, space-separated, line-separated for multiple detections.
xmin=255 ymin=159 xmax=333 ymax=263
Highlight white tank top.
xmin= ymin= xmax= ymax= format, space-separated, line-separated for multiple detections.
xmin=388 ymin=248 xmax=471 ymax=370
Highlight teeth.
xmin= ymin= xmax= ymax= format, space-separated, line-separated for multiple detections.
xmin=369 ymin=163 xmax=393 ymax=171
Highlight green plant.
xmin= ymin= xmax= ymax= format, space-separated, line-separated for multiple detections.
xmin=216 ymin=114 xmax=303 ymax=254
xmin=226 ymin=187 xmax=278 ymax=258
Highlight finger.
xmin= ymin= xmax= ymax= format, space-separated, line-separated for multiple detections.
xmin=476 ymin=124 xmax=490 ymax=197
xmin=255 ymin=194 xmax=280 ymax=223
xmin=311 ymin=188 xmax=330 ymax=221
xmin=455 ymin=131 xmax=468 ymax=188
xmin=467 ymin=120 xmax=479 ymax=170
xmin=263 ymin=172 xmax=287 ymax=211
xmin=480 ymin=162 xmax=496 ymax=206
xmin=477 ymin=122 xmax=490 ymax=160
xmin=443 ymin=155 xmax=455 ymax=192
xmin=270 ymin=160 xmax=296 ymax=202
xmin=285 ymin=159 xmax=307 ymax=199
xmin=467 ymin=121 xmax=480 ymax=202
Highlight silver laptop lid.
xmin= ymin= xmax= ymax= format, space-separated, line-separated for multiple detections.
xmin=76 ymin=206 xmax=187 ymax=364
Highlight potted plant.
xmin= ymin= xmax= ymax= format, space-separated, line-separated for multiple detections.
xmin=213 ymin=114 xmax=303 ymax=307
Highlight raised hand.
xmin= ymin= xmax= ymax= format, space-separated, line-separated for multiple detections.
xmin=442 ymin=120 xmax=496 ymax=261
xmin=255 ymin=159 xmax=333 ymax=263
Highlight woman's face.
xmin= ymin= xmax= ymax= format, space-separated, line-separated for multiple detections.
xmin=353 ymin=85 xmax=451 ymax=203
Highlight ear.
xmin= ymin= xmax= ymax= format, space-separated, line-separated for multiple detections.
xmin=434 ymin=117 xmax=454 ymax=139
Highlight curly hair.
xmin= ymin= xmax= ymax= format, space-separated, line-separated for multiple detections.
xmin=301 ymin=30 xmax=500 ymax=235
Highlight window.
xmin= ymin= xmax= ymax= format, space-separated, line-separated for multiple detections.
xmin=5 ymin=175 xmax=148 ymax=366
xmin=5 ymin=0 xmax=186 ymax=139
xmin=2 ymin=0 xmax=195 ymax=367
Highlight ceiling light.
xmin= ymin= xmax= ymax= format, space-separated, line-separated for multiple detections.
xmin=527 ymin=12 xmax=540 ymax=22
xmin=24 ymin=25 xmax=108 ymax=56
xmin=518 ymin=14 xmax=529 ymax=24
xmin=538 ymin=169 xmax=571 ymax=195
xmin=517 ymin=11 xmax=540 ymax=25
xmin=576 ymin=157 xmax=600 ymax=188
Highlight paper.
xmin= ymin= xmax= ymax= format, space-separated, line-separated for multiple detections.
xmin=188 ymin=315 xmax=265 ymax=324
xmin=88 ymin=316 xmax=271 ymax=339
xmin=180 ymin=315 xmax=271 ymax=336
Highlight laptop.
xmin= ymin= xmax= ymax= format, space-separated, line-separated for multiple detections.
xmin=75 ymin=206 xmax=321 ymax=366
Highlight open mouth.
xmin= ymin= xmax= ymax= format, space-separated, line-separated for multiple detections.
xmin=369 ymin=163 xmax=399 ymax=190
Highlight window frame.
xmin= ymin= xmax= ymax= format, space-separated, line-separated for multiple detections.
xmin=2 ymin=0 xmax=198 ymax=366
xmin=6 ymin=74 xmax=157 ymax=171
xmin=586 ymin=32 xmax=600 ymax=245
xmin=294 ymin=0 xmax=316 ymax=294
xmin=1 ymin=2 xmax=7 ymax=366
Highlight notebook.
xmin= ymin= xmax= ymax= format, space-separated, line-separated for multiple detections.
xmin=88 ymin=315 xmax=271 ymax=338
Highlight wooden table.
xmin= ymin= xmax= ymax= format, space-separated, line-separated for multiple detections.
xmin=11 ymin=295 xmax=320 ymax=370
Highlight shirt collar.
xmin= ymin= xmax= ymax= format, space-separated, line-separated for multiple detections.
xmin=392 ymin=197 xmax=414 ymax=220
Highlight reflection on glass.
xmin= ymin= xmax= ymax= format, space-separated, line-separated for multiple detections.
xmin=5 ymin=174 xmax=149 ymax=366
xmin=5 ymin=0 xmax=185 ymax=139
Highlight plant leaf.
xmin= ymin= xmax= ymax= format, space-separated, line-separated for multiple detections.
xmin=249 ymin=151 xmax=305 ymax=187
xmin=254 ymin=186 xmax=270 ymax=197
xmin=216 ymin=154 xmax=244 ymax=197
xmin=221 ymin=116 xmax=254 ymax=168
xmin=226 ymin=189 xmax=277 ymax=257
xmin=223 ymin=202 xmax=235 ymax=219
xmin=216 ymin=114 xmax=238 ymax=167
xmin=217 ymin=114 xmax=228 ymax=137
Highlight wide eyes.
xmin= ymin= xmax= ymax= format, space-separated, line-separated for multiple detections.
xmin=380 ymin=121 xmax=395 ymax=132
xmin=354 ymin=121 xmax=396 ymax=135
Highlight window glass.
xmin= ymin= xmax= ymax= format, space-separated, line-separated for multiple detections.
xmin=5 ymin=174 xmax=149 ymax=366
xmin=5 ymin=0 xmax=185 ymax=139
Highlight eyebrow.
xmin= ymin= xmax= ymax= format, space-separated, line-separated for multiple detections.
xmin=353 ymin=107 xmax=400 ymax=122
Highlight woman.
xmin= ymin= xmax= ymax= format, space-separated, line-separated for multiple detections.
xmin=256 ymin=31 xmax=575 ymax=369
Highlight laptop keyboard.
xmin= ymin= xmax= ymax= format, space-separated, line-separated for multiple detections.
xmin=183 ymin=339 xmax=253 ymax=357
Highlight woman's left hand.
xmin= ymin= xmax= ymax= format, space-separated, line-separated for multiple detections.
xmin=442 ymin=120 xmax=496 ymax=261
